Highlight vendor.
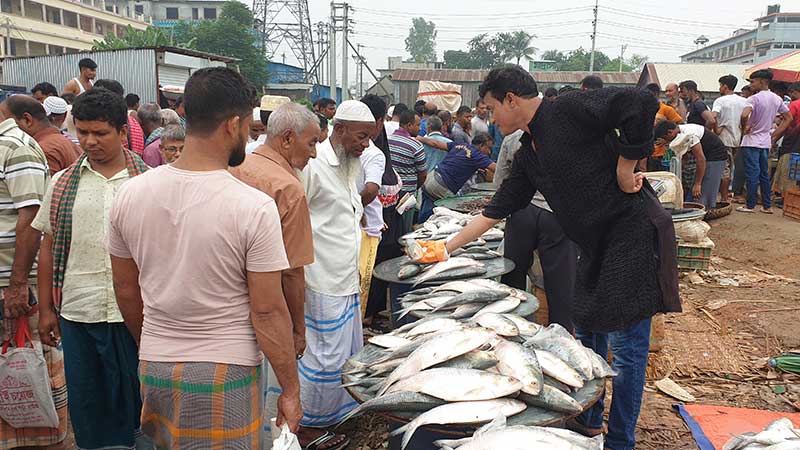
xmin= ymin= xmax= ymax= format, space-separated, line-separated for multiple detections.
xmin=654 ymin=121 xmax=728 ymax=209
xmin=418 ymin=132 xmax=497 ymax=222
xmin=410 ymin=65 xmax=680 ymax=450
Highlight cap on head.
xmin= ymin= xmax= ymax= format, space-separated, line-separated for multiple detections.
xmin=43 ymin=96 xmax=68 ymax=115
xmin=260 ymin=95 xmax=290 ymax=112
xmin=333 ymin=100 xmax=375 ymax=123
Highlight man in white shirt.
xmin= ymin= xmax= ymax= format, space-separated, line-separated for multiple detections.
xmin=246 ymin=95 xmax=290 ymax=154
xmin=357 ymin=96 xmax=387 ymax=326
xmin=470 ymin=98 xmax=490 ymax=137
xmin=299 ymin=100 xmax=373 ymax=442
xmin=712 ymin=74 xmax=748 ymax=202
xmin=384 ymin=103 xmax=408 ymax=136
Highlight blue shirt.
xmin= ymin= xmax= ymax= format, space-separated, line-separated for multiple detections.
xmin=489 ymin=124 xmax=503 ymax=162
xmin=423 ymin=131 xmax=452 ymax=171
xmin=419 ymin=118 xmax=428 ymax=137
xmin=451 ymin=123 xmax=471 ymax=144
xmin=436 ymin=142 xmax=494 ymax=193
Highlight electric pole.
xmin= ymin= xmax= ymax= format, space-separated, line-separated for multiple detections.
xmin=589 ymin=0 xmax=598 ymax=72
xmin=329 ymin=16 xmax=336 ymax=102
xmin=341 ymin=3 xmax=350 ymax=101
xmin=358 ymin=43 xmax=364 ymax=98
xmin=619 ymin=44 xmax=627 ymax=72
xmin=316 ymin=21 xmax=326 ymax=84
xmin=4 ymin=18 xmax=10 ymax=57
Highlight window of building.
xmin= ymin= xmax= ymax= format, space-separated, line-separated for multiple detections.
xmin=134 ymin=4 xmax=143 ymax=15
xmin=759 ymin=48 xmax=768 ymax=57
xmin=787 ymin=17 xmax=800 ymax=23
xmin=745 ymin=39 xmax=752 ymax=50
xmin=736 ymin=42 xmax=743 ymax=54
xmin=204 ymin=7 xmax=216 ymax=19
xmin=165 ymin=7 xmax=178 ymax=20
xmin=0 ymin=0 xmax=11 ymax=14
xmin=105 ymin=5 xmax=113 ymax=12
xmin=715 ymin=49 xmax=721 ymax=60
xmin=192 ymin=7 xmax=198 ymax=20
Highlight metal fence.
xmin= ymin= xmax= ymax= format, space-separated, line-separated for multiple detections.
xmin=2 ymin=48 xmax=158 ymax=102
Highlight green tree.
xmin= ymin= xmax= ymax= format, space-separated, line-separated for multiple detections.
xmin=496 ymin=30 xmax=537 ymax=65
xmin=443 ymin=50 xmax=473 ymax=69
xmin=405 ymin=18 xmax=437 ymax=63
xmin=466 ymin=34 xmax=504 ymax=69
xmin=93 ymin=25 xmax=195 ymax=50
xmin=184 ymin=2 xmax=269 ymax=87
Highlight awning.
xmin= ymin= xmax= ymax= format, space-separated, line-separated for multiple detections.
xmin=745 ymin=50 xmax=800 ymax=82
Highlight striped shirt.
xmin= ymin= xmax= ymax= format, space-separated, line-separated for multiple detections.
xmin=388 ymin=128 xmax=426 ymax=194
xmin=0 ymin=119 xmax=49 ymax=287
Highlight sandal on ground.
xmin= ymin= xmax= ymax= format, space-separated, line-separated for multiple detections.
xmin=761 ymin=207 xmax=774 ymax=214
xmin=736 ymin=206 xmax=755 ymax=213
xmin=565 ymin=417 xmax=603 ymax=437
xmin=732 ymin=196 xmax=746 ymax=204
xmin=304 ymin=431 xmax=350 ymax=450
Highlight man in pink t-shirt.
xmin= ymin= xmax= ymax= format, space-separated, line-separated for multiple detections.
xmin=739 ymin=69 xmax=793 ymax=213
xmin=108 ymin=67 xmax=302 ymax=447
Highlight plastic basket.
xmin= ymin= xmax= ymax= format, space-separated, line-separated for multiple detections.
xmin=789 ymin=153 xmax=800 ymax=182
xmin=784 ymin=188 xmax=800 ymax=221
xmin=677 ymin=242 xmax=712 ymax=271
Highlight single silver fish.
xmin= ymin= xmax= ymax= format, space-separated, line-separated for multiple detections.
xmin=524 ymin=324 xmax=594 ymax=380
xmin=517 ymin=385 xmax=583 ymax=414
xmin=432 ymin=280 xmax=489 ymax=294
xmin=386 ymin=368 xmax=523 ymax=401
xmin=501 ymin=314 xmax=543 ymax=336
xmin=376 ymin=328 xmax=497 ymax=396
xmin=493 ymin=339 xmax=543 ymax=395
xmin=398 ymin=264 xmax=424 ymax=280
xmin=430 ymin=289 xmax=509 ymax=313
xmin=472 ymin=297 xmax=522 ymax=317
xmin=472 ymin=312 xmax=520 ymax=337
xmin=392 ymin=399 xmax=527 ymax=450
xmin=411 ymin=257 xmax=485 ymax=287
xmin=534 ymin=349 xmax=585 ymax=389
xmin=368 ymin=334 xmax=412 ymax=349
xmin=336 ymin=391 xmax=444 ymax=426
xmin=432 ymin=350 xmax=498 ymax=371
xmin=443 ymin=424 xmax=602 ymax=450
xmin=402 ymin=318 xmax=463 ymax=338
xmin=449 ymin=303 xmax=486 ymax=319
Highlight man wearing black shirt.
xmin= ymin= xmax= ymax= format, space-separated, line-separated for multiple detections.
xmin=410 ymin=65 xmax=680 ymax=450
xmin=679 ymin=80 xmax=716 ymax=131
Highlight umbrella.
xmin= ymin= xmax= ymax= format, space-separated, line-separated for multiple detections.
xmin=745 ymin=50 xmax=800 ymax=82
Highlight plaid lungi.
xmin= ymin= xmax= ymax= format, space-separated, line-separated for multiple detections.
xmin=139 ymin=361 xmax=263 ymax=449
xmin=0 ymin=301 xmax=68 ymax=449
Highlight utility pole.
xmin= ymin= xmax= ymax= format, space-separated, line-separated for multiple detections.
xmin=619 ymin=44 xmax=627 ymax=72
xmin=358 ymin=43 xmax=364 ymax=98
xmin=589 ymin=0 xmax=598 ymax=72
xmin=340 ymin=3 xmax=350 ymax=101
xmin=316 ymin=21 xmax=326 ymax=84
xmin=329 ymin=18 xmax=336 ymax=102
xmin=4 ymin=18 xmax=10 ymax=57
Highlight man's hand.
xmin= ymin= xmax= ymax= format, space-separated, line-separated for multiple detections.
xmin=293 ymin=330 xmax=306 ymax=358
xmin=692 ymin=183 xmax=702 ymax=200
xmin=617 ymin=170 xmax=645 ymax=194
xmin=407 ymin=240 xmax=449 ymax=264
xmin=743 ymin=125 xmax=752 ymax=136
xmin=3 ymin=282 xmax=30 ymax=319
xmin=276 ymin=392 xmax=303 ymax=433
xmin=38 ymin=308 xmax=60 ymax=347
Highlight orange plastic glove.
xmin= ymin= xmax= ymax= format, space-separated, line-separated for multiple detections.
xmin=408 ymin=240 xmax=449 ymax=264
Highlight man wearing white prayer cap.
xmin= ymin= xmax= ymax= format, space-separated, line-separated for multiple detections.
xmin=246 ymin=94 xmax=290 ymax=153
xmin=293 ymin=100 xmax=374 ymax=449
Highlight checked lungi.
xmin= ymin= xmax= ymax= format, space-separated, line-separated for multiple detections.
xmin=299 ymin=290 xmax=363 ymax=428
xmin=0 ymin=290 xmax=68 ymax=450
xmin=139 ymin=361 xmax=263 ymax=449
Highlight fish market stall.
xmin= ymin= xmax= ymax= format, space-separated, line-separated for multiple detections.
xmin=339 ymin=300 xmax=611 ymax=450
xmin=434 ymin=194 xmax=494 ymax=214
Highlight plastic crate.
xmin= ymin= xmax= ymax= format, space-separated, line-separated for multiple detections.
xmin=785 ymin=188 xmax=800 ymax=221
xmin=677 ymin=241 xmax=713 ymax=271
xmin=789 ymin=153 xmax=800 ymax=182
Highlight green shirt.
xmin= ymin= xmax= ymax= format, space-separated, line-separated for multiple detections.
xmin=0 ymin=118 xmax=49 ymax=287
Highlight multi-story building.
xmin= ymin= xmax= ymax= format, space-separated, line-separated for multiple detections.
xmin=681 ymin=6 xmax=800 ymax=65
xmin=0 ymin=0 xmax=148 ymax=57
xmin=104 ymin=0 xmax=225 ymax=27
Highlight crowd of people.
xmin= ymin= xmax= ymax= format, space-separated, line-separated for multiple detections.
xmin=0 ymin=53 xmax=796 ymax=450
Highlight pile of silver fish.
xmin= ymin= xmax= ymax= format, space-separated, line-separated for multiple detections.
xmin=340 ymin=291 xmax=617 ymax=450
xmin=397 ymin=257 xmax=490 ymax=284
xmin=396 ymin=279 xmax=532 ymax=320
xmin=400 ymin=207 xmax=505 ymax=244
xmin=723 ymin=418 xmax=800 ymax=450
xmin=434 ymin=416 xmax=603 ymax=449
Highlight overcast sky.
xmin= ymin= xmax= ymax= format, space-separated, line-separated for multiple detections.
xmin=256 ymin=0 xmax=800 ymax=85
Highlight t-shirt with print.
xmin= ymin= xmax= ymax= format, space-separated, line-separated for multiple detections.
xmin=686 ymin=99 xmax=710 ymax=127
xmin=741 ymin=90 xmax=789 ymax=149
xmin=107 ymin=165 xmax=290 ymax=367
xmin=0 ymin=119 xmax=48 ymax=288
xmin=436 ymin=142 xmax=494 ymax=194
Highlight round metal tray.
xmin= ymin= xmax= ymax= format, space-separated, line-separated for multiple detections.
xmin=468 ymin=182 xmax=497 ymax=192
xmin=404 ymin=289 xmax=540 ymax=320
xmin=373 ymin=255 xmax=515 ymax=285
xmin=343 ymin=344 xmax=605 ymax=434
xmin=434 ymin=194 xmax=493 ymax=213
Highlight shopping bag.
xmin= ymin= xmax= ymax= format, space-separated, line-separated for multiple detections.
xmin=0 ymin=317 xmax=59 ymax=428
xmin=271 ymin=419 xmax=301 ymax=450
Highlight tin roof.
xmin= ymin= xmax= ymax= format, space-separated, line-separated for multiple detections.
xmin=391 ymin=68 xmax=639 ymax=85
xmin=639 ymin=63 xmax=751 ymax=92
xmin=1 ymin=46 xmax=238 ymax=63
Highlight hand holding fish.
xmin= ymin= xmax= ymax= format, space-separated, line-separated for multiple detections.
xmin=408 ymin=239 xmax=450 ymax=264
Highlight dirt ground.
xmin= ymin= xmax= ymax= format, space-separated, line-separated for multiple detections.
xmin=345 ymin=210 xmax=800 ymax=450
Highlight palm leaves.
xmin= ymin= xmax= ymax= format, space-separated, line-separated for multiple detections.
xmin=497 ymin=30 xmax=537 ymax=65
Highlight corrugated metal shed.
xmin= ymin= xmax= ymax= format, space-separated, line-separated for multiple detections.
xmin=638 ymin=63 xmax=751 ymax=92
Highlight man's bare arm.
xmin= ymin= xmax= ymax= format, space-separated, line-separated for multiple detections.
xmin=772 ymin=111 xmax=794 ymax=143
xmin=701 ymin=110 xmax=717 ymax=131
xmin=281 ymin=267 xmax=306 ymax=356
xmin=5 ymin=206 xmax=40 ymax=319
xmin=248 ymin=270 xmax=302 ymax=431
xmin=37 ymin=234 xmax=60 ymax=347
xmin=417 ymin=136 xmax=448 ymax=151
xmin=360 ymin=182 xmax=379 ymax=206
xmin=445 ymin=215 xmax=501 ymax=254
xmin=111 ymin=256 xmax=144 ymax=345
xmin=61 ymin=80 xmax=79 ymax=96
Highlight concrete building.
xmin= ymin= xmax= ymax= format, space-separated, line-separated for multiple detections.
xmin=104 ymin=0 xmax=225 ymax=27
xmin=681 ymin=7 xmax=800 ymax=65
xmin=0 ymin=0 xmax=148 ymax=57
